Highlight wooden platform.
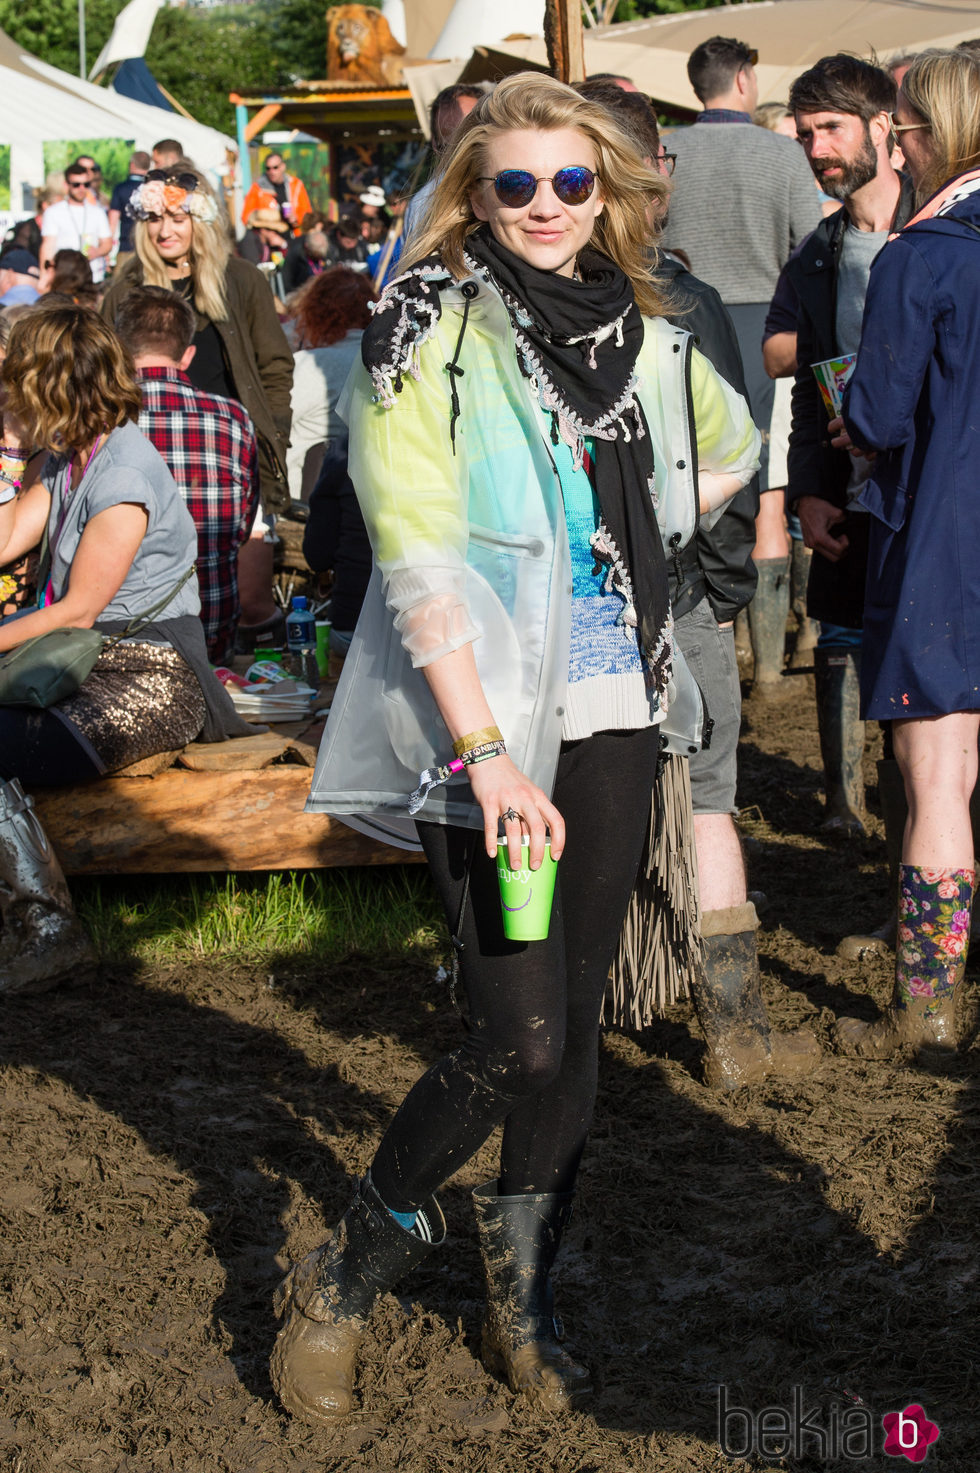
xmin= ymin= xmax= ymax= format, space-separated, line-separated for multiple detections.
xmin=29 ymin=726 xmax=423 ymax=877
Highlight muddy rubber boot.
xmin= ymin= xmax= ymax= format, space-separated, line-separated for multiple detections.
xmin=835 ymin=865 xmax=973 ymax=1060
xmin=472 ymin=1182 xmax=593 ymax=1413
xmin=271 ymin=1173 xmax=445 ymax=1425
xmin=691 ymin=904 xmax=821 ymax=1090
xmin=788 ymin=541 xmax=819 ymax=669
xmin=747 ymin=556 xmax=791 ymax=696
xmin=837 ymin=759 xmax=907 ymax=960
xmin=734 ymin=606 xmax=753 ymax=679
xmin=0 ymin=779 xmax=94 ymax=995
xmin=814 ymin=647 xmax=866 ymax=836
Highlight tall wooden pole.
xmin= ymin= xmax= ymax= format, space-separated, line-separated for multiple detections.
xmin=544 ymin=0 xmax=586 ymax=85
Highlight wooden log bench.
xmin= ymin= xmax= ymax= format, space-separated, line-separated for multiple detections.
xmin=29 ymin=723 xmax=424 ymax=876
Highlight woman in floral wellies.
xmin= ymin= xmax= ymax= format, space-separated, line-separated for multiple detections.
xmin=833 ymin=48 xmax=980 ymax=1059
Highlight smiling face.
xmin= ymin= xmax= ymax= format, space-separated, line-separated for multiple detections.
xmin=470 ymin=127 xmax=603 ymax=278
xmin=145 ymin=208 xmax=194 ymax=266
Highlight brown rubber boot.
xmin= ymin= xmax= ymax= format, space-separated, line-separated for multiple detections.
xmin=270 ymin=1174 xmax=445 ymax=1425
xmin=691 ymin=904 xmax=821 ymax=1090
xmin=835 ymin=865 xmax=973 ymax=1061
xmin=473 ymin=1182 xmax=593 ymax=1413
xmin=0 ymin=779 xmax=94 ymax=995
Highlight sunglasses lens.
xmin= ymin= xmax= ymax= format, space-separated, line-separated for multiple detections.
xmin=553 ymin=166 xmax=595 ymax=205
xmin=493 ymin=170 xmax=536 ymax=207
xmin=490 ymin=167 xmax=596 ymax=207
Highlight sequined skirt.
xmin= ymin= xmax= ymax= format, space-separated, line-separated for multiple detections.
xmin=57 ymin=640 xmax=206 ymax=773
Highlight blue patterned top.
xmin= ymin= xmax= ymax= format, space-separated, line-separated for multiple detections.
xmin=549 ymin=418 xmax=653 ymax=739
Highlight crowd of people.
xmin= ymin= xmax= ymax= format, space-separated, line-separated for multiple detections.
xmin=2 ymin=35 xmax=980 ymax=1428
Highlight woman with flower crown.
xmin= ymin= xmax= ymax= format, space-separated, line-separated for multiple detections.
xmin=102 ymin=167 xmax=294 ymax=638
xmin=271 ymin=73 xmax=760 ymax=1425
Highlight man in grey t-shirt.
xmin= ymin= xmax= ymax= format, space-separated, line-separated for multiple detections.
xmin=783 ymin=54 xmax=913 ymax=869
xmin=662 ymin=36 xmax=821 ymax=497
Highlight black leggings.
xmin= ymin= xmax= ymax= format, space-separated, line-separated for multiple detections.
xmin=370 ymin=726 xmax=660 ymax=1210
xmin=0 ymin=709 xmax=101 ymax=784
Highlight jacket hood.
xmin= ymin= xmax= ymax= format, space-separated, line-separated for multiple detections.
xmin=903 ymin=177 xmax=980 ymax=239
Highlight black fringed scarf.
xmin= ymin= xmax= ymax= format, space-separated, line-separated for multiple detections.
xmin=362 ymin=228 xmax=673 ymax=698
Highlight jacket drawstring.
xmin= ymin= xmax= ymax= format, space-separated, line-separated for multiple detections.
xmin=445 ymin=282 xmax=478 ymax=454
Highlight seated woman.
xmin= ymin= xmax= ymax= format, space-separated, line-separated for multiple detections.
xmin=0 ymin=311 xmax=43 ymax=616
xmin=286 ymin=265 xmax=375 ymax=503
xmin=0 ymin=303 xmax=248 ymax=994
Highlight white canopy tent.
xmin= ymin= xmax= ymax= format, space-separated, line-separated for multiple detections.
xmin=403 ymin=0 xmax=980 ymax=124
xmin=585 ymin=0 xmax=980 ymax=110
xmin=429 ymin=0 xmax=537 ymax=60
xmin=0 ymin=26 xmax=234 ymax=212
xmin=0 ymin=64 xmax=146 ymax=209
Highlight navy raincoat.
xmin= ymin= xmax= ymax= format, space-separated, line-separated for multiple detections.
xmin=843 ymin=177 xmax=980 ymax=720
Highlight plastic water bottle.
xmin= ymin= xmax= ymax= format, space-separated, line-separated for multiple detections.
xmin=285 ymin=595 xmax=317 ymax=685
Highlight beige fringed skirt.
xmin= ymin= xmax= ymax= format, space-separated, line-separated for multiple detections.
xmin=606 ymin=754 xmax=702 ymax=1030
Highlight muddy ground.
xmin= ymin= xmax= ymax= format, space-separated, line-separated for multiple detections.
xmin=2 ymin=669 xmax=978 ymax=1472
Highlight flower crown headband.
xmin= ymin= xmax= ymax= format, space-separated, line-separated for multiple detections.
xmin=127 ymin=170 xmax=218 ymax=224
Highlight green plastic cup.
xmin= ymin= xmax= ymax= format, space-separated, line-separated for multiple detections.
xmin=496 ymin=837 xmax=558 ymax=941
xmin=315 ymin=620 xmax=331 ymax=678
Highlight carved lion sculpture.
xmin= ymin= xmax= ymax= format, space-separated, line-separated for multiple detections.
xmin=327 ymin=5 xmax=406 ymax=86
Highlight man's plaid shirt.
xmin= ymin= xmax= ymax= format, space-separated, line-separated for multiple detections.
xmin=138 ymin=367 xmax=260 ymax=661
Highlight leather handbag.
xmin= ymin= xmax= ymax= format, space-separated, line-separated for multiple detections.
xmin=0 ymin=567 xmax=195 ymax=710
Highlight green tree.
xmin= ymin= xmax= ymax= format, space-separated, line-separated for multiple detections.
xmin=0 ymin=0 xmax=117 ymax=79
xmin=145 ymin=6 xmax=275 ymax=134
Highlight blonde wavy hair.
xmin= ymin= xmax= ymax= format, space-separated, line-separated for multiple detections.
xmin=901 ymin=48 xmax=980 ymax=202
xmin=1 ymin=304 xmax=141 ymax=452
xmin=133 ymin=169 xmax=231 ymax=323
xmin=402 ymin=72 xmax=670 ymax=316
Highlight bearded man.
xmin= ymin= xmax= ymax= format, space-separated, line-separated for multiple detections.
xmin=783 ymin=54 xmax=913 ymax=917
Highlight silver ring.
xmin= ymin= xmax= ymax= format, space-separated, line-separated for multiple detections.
xmin=502 ymin=807 xmax=522 ymax=823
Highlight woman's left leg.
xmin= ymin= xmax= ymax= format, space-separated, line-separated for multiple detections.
xmin=836 ymin=711 xmax=978 ymax=1057
xmin=474 ymin=726 xmax=661 ymax=1410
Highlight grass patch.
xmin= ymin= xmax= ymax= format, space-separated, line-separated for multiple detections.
xmin=73 ymin=866 xmax=446 ymax=966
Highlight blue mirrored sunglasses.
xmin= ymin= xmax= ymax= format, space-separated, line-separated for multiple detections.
xmin=478 ymin=166 xmax=598 ymax=208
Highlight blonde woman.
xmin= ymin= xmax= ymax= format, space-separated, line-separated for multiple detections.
xmin=273 ymin=74 xmax=760 ymax=1424
xmin=834 ymin=49 xmax=980 ymax=1059
xmin=101 ymin=168 xmax=294 ymax=635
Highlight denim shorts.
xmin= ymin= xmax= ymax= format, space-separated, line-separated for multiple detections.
xmin=673 ymin=597 xmax=741 ymax=815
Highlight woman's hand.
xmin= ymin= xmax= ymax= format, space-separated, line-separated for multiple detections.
xmin=466 ymin=752 xmax=565 ymax=871
xmin=417 ymin=643 xmax=564 ymax=869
